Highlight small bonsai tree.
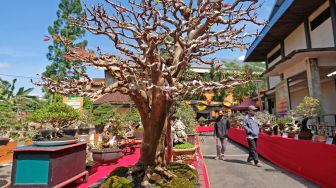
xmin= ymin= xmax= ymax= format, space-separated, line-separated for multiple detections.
xmin=29 ymin=102 xmax=80 ymax=140
xmin=294 ymin=96 xmax=322 ymax=120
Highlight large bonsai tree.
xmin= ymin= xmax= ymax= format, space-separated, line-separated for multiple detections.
xmin=35 ymin=0 xmax=263 ymax=180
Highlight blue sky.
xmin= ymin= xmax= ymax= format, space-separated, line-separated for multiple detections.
xmin=0 ymin=0 xmax=275 ymax=97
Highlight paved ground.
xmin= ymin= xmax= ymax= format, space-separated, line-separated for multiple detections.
xmin=199 ymin=136 xmax=319 ymax=188
xmin=0 ymin=163 xmax=11 ymax=187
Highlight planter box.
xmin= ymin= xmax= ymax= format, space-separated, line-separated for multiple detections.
xmin=92 ymin=149 xmax=123 ymax=165
xmin=172 ymin=147 xmax=197 ymax=165
xmin=11 ymin=142 xmax=88 ymax=188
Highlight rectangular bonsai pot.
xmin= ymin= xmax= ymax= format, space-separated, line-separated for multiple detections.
xmin=11 ymin=142 xmax=87 ymax=188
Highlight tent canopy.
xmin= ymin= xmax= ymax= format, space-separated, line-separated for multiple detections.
xmin=231 ymin=98 xmax=257 ymax=111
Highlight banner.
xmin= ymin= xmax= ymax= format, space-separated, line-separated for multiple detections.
xmin=63 ymin=96 xmax=83 ymax=114
xmin=275 ymin=80 xmax=290 ymax=116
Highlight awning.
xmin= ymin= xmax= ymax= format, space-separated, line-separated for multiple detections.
xmin=231 ymin=98 xmax=257 ymax=111
xmin=245 ymin=0 xmax=326 ymax=62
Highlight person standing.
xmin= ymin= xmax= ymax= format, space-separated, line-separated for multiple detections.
xmin=243 ymin=105 xmax=263 ymax=167
xmin=214 ymin=111 xmax=230 ymax=160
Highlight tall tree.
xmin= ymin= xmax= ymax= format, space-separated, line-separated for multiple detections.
xmin=43 ymin=0 xmax=87 ymax=81
xmin=223 ymin=61 xmax=266 ymax=103
xmin=36 ymin=0 xmax=264 ymax=180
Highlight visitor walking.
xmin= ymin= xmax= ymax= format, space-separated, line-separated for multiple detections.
xmin=243 ymin=105 xmax=263 ymax=167
xmin=214 ymin=111 xmax=230 ymax=160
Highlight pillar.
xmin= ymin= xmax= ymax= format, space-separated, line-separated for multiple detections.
xmin=306 ymin=58 xmax=322 ymax=101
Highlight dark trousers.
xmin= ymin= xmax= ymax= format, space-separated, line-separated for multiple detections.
xmin=247 ymin=138 xmax=259 ymax=164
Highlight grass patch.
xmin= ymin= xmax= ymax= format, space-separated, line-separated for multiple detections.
xmin=173 ymin=142 xmax=194 ymax=149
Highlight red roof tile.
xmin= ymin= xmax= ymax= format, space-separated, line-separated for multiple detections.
xmin=93 ymin=92 xmax=134 ymax=105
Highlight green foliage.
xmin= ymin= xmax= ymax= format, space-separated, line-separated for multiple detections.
xmin=92 ymin=103 xmax=119 ymax=126
xmin=43 ymin=0 xmax=87 ymax=82
xmin=173 ymin=142 xmax=194 ymax=149
xmin=109 ymin=167 xmax=129 ymax=178
xmin=167 ymin=162 xmax=198 ymax=186
xmin=28 ymin=102 xmax=80 ymax=127
xmin=100 ymin=176 xmax=134 ymax=188
xmin=276 ymin=116 xmax=291 ymax=125
xmin=83 ymin=97 xmax=93 ymax=110
xmin=171 ymin=178 xmax=195 ymax=188
xmin=121 ymin=107 xmax=140 ymax=125
xmin=294 ymin=96 xmax=322 ymax=119
xmin=0 ymin=104 xmax=18 ymax=131
xmin=173 ymin=102 xmax=198 ymax=134
xmin=80 ymin=109 xmax=93 ymax=128
xmin=222 ymin=60 xmax=265 ymax=103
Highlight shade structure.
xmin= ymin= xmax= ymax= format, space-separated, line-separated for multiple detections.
xmin=231 ymin=98 xmax=257 ymax=111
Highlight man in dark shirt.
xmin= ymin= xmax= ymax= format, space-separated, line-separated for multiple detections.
xmin=214 ymin=111 xmax=230 ymax=160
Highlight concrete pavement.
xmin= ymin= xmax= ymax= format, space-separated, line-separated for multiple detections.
xmin=199 ymin=136 xmax=319 ymax=188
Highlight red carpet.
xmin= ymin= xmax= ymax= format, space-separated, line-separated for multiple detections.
xmin=76 ymin=134 xmax=210 ymax=188
xmin=76 ymin=148 xmax=140 ymax=188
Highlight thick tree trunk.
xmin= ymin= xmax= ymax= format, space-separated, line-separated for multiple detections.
xmin=138 ymin=114 xmax=168 ymax=167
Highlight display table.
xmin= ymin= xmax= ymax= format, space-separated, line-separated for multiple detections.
xmin=11 ymin=142 xmax=88 ymax=188
xmin=228 ymin=128 xmax=336 ymax=188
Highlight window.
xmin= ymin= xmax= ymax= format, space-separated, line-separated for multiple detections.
xmin=310 ymin=8 xmax=331 ymax=31
xmin=267 ymin=49 xmax=281 ymax=63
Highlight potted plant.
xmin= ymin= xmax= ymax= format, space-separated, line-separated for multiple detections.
xmin=28 ymin=102 xmax=80 ymax=145
xmin=255 ymin=111 xmax=276 ymax=135
xmin=294 ymin=96 xmax=323 ymax=140
xmin=171 ymin=119 xmax=196 ymax=164
xmin=173 ymin=102 xmax=198 ymax=144
xmin=91 ymin=117 xmax=124 ymax=165
xmin=315 ymin=124 xmax=328 ymax=142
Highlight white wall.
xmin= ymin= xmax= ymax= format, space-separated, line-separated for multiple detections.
xmin=320 ymin=79 xmax=336 ymax=114
xmin=311 ymin=18 xmax=334 ymax=48
xmin=283 ymin=59 xmax=306 ymax=79
xmin=267 ymin=45 xmax=281 ymax=68
xmin=284 ymin=23 xmax=306 ymax=55
xmin=309 ymin=1 xmax=334 ymax=48
xmin=290 ymin=87 xmax=308 ymax=110
xmin=268 ymin=76 xmax=281 ymax=89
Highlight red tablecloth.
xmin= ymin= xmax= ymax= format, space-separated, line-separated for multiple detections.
xmin=228 ymin=128 xmax=336 ymax=188
xmin=196 ymin=126 xmax=214 ymax=133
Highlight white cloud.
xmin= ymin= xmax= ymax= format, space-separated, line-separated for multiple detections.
xmin=238 ymin=55 xmax=245 ymax=61
xmin=0 ymin=62 xmax=11 ymax=68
